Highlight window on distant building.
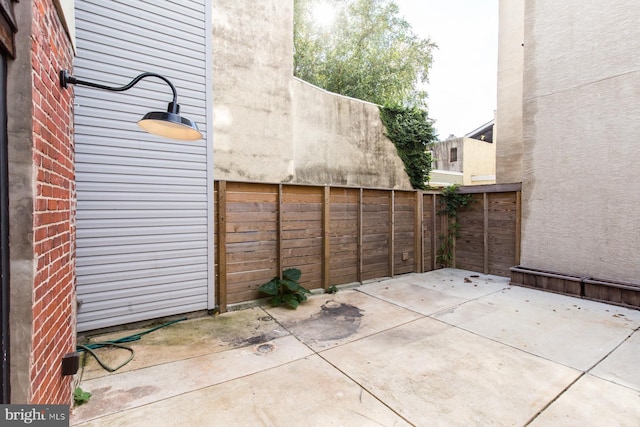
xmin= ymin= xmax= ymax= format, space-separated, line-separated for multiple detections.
xmin=450 ymin=147 xmax=457 ymax=162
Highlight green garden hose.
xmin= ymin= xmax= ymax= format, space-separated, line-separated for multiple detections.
xmin=77 ymin=317 xmax=187 ymax=372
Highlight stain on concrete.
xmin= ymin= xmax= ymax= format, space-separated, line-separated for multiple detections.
xmin=236 ymin=333 xmax=279 ymax=347
xmin=73 ymin=385 xmax=161 ymax=423
xmin=81 ymin=308 xmax=290 ymax=380
xmin=320 ymin=300 xmax=363 ymax=320
xmin=286 ymin=300 xmax=365 ymax=344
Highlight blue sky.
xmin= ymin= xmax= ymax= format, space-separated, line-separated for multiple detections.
xmin=394 ymin=0 xmax=498 ymax=139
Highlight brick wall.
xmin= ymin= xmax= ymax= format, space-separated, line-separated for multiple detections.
xmin=29 ymin=0 xmax=75 ymax=404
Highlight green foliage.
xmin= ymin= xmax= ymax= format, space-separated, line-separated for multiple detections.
xmin=439 ymin=184 xmax=474 ymax=218
xmin=326 ymin=285 xmax=338 ymax=294
xmin=74 ymin=387 xmax=92 ymax=406
xmin=379 ymin=105 xmax=436 ymax=189
xmin=436 ymin=184 xmax=474 ymax=267
xmin=294 ymin=0 xmax=436 ymax=108
xmin=258 ymin=268 xmax=311 ymax=309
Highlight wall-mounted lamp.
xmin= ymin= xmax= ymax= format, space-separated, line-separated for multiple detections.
xmin=60 ymin=70 xmax=202 ymax=141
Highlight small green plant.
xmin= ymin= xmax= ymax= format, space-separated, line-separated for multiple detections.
xmin=258 ymin=268 xmax=311 ymax=309
xmin=436 ymin=184 xmax=474 ymax=267
xmin=73 ymin=387 xmax=92 ymax=406
xmin=326 ymin=285 xmax=338 ymax=294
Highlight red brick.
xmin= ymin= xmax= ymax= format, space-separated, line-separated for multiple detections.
xmin=27 ymin=0 xmax=76 ymax=405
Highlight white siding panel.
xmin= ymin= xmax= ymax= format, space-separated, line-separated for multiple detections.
xmin=77 ymin=263 xmax=208 ymax=287
xmin=77 ymin=241 xmax=208 ymax=258
xmin=76 ymin=247 xmax=207 ymax=267
xmin=78 ymin=271 xmax=207 ymax=294
xmin=74 ymin=0 xmax=211 ymax=332
xmin=75 ymin=164 xmax=206 ymax=179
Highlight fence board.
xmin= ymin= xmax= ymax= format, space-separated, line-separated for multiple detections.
xmin=214 ymin=181 xmax=519 ymax=310
xmin=330 ymin=187 xmax=359 ymax=286
xmin=214 ymin=182 xmax=220 ymax=310
xmin=362 ymin=190 xmax=391 ymax=281
xmin=281 ymin=186 xmax=324 ymax=289
xmin=456 ymin=194 xmax=485 ymax=272
xmin=394 ymin=191 xmax=416 ymax=275
xmin=422 ymin=194 xmax=436 ymax=271
xmin=486 ymin=192 xmax=518 ymax=276
xmin=222 ymin=181 xmax=279 ymax=304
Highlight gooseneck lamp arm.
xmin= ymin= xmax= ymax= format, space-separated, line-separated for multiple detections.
xmin=59 ymin=70 xmax=201 ymax=141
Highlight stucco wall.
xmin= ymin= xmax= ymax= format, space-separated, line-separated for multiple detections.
xmin=212 ymin=0 xmax=411 ymax=189
xmin=520 ymin=0 xmax=640 ymax=282
xmin=495 ymin=0 xmax=524 ymax=184
xmin=212 ymin=0 xmax=294 ymax=183
xmin=432 ymin=138 xmax=462 ymax=173
xmin=291 ymin=79 xmax=410 ymax=188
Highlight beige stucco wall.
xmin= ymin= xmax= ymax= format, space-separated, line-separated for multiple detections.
xmin=495 ymin=0 xmax=524 ymax=184
xmin=519 ymin=0 xmax=640 ymax=282
xmin=212 ymin=0 xmax=411 ymax=189
xmin=212 ymin=0 xmax=295 ymax=183
xmin=432 ymin=137 xmax=495 ymax=185
xmin=432 ymin=138 xmax=462 ymax=173
xmin=291 ymin=78 xmax=410 ymax=188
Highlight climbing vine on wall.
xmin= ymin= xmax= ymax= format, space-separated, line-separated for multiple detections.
xmin=379 ymin=105 xmax=437 ymax=190
xmin=436 ymin=184 xmax=474 ymax=267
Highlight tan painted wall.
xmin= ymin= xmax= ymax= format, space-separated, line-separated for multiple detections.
xmin=462 ymin=138 xmax=496 ymax=185
xmin=212 ymin=0 xmax=411 ymax=189
xmin=517 ymin=0 xmax=640 ymax=282
xmin=495 ymin=0 xmax=524 ymax=184
xmin=432 ymin=137 xmax=495 ymax=185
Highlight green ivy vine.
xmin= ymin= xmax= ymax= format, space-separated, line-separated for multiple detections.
xmin=379 ymin=105 xmax=437 ymax=190
xmin=436 ymin=184 xmax=473 ymax=267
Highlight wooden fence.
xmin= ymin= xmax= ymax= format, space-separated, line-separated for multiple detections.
xmin=214 ymin=181 xmax=521 ymax=312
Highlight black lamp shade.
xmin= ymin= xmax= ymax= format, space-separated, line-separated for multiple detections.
xmin=59 ymin=70 xmax=203 ymax=142
xmin=138 ymin=111 xmax=202 ymax=141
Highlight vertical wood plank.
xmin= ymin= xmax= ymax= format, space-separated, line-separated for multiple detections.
xmin=483 ymin=192 xmax=489 ymax=274
xmin=322 ymin=186 xmax=330 ymax=289
xmin=217 ymin=180 xmax=227 ymax=313
xmin=278 ymin=184 xmax=283 ymax=277
xmin=415 ymin=191 xmax=423 ymax=273
xmin=515 ymin=190 xmax=522 ymax=266
xmin=358 ymin=188 xmax=363 ymax=283
xmin=389 ymin=190 xmax=395 ymax=277
xmin=446 ymin=198 xmax=455 ymax=268
xmin=432 ymin=194 xmax=438 ymax=270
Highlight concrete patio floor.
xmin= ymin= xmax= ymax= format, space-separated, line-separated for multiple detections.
xmin=70 ymin=268 xmax=640 ymax=426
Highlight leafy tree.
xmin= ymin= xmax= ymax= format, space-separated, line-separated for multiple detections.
xmin=379 ymin=105 xmax=436 ymax=189
xmin=294 ymin=0 xmax=436 ymax=108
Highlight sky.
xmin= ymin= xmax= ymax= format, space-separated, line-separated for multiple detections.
xmin=394 ymin=0 xmax=498 ymax=139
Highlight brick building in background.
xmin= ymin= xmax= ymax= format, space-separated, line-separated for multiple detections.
xmin=3 ymin=0 xmax=76 ymax=404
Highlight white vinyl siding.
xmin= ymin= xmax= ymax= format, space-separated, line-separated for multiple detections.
xmin=74 ymin=0 xmax=212 ymax=332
